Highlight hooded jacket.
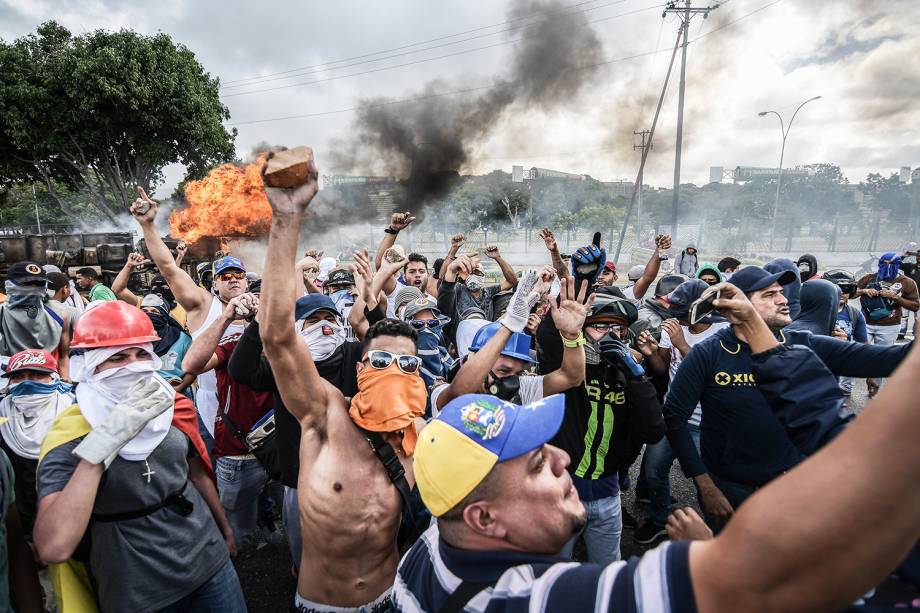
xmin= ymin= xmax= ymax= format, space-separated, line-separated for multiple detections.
xmin=674 ymin=244 xmax=698 ymax=276
xmin=764 ymin=258 xmax=802 ymax=319
xmin=786 ymin=279 xmax=840 ymax=336
xmin=695 ymin=262 xmax=723 ymax=283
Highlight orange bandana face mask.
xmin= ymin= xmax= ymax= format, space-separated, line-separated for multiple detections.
xmin=349 ymin=362 xmax=427 ymax=456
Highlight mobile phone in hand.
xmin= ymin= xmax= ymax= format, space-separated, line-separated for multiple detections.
xmin=690 ymin=290 xmax=721 ymax=325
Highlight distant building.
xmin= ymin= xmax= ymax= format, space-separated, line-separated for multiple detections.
xmin=526 ymin=167 xmax=586 ymax=182
xmin=601 ymin=180 xmax=635 ymax=199
xmin=732 ymin=166 xmax=814 ymax=183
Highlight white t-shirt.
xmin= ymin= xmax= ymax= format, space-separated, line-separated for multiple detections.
xmin=659 ymin=322 xmax=729 ymax=427
xmin=622 ymin=285 xmax=638 ymax=304
xmin=429 ymin=375 xmax=544 ymax=417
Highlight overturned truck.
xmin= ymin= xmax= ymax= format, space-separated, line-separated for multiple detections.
xmin=0 ymin=229 xmax=221 ymax=294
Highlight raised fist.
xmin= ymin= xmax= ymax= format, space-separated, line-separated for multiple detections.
xmin=262 ymin=149 xmax=319 ymax=215
xmin=389 ymin=211 xmax=417 ymax=231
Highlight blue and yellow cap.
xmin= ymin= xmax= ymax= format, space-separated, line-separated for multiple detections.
xmin=213 ymin=256 xmax=246 ymax=275
xmin=415 ymin=393 xmax=565 ymax=517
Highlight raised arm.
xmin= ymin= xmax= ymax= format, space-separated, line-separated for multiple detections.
xmin=348 ymin=249 xmax=376 ymax=341
xmin=484 ymin=245 xmax=518 ymax=290
xmin=181 ymin=295 xmax=249 ymax=375
xmin=631 ymin=234 xmax=671 ymax=301
xmin=374 ymin=211 xmax=415 ymax=270
xmin=129 ymin=187 xmax=209 ymax=314
xmin=542 ymin=278 xmax=590 ymax=395
xmin=691 ymin=338 xmax=920 ymax=612
xmin=259 ymin=151 xmax=331 ymax=429
xmin=174 ymin=240 xmax=187 ymax=268
xmin=111 ymin=252 xmax=148 ymax=305
xmin=369 ymin=254 xmax=407 ymax=308
xmin=440 ymin=233 xmax=466 ymax=279
xmin=539 ymin=228 xmax=571 ymax=281
xmin=436 ymin=322 xmax=512 ymax=410
xmin=435 ymin=271 xmax=541 ymax=409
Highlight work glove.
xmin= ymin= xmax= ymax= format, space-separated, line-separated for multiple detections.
xmin=571 ymin=242 xmax=607 ymax=280
xmin=599 ymin=338 xmax=645 ymax=378
xmin=74 ymin=379 xmax=173 ymax=468
xmin=499 ymin=270 xmax=541 ymax=333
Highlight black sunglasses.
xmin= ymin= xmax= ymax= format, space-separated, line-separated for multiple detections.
xmin=364 ymin=350 xmax=422 ymax=374
xmin=408 ymin=318 xmax=442 ymax=330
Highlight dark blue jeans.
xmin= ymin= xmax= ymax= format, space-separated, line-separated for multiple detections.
xmin=157 ymin=559 xmax=246 ymax=613
xmin=641 ymin=424 xmax=701 ymax=526
xmin=704 ymin=474 xmax=758 ymax=534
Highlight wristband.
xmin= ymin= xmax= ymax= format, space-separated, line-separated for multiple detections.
xmin=560 ymin=332 xmax=585 ymax=348
xmin=384 ymin=227 xmax=399 ymax=235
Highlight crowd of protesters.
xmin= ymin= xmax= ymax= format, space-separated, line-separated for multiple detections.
xmin=1 ymin=154 xmax=920 ymax=613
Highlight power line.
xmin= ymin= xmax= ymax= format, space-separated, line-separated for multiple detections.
xmin=229 ymin=47 xmax=667 ymax=126
xmin=229 ymin=0 xmax=781 ymax=127
xmin=220 ymin=0 xmax=620 ymax=88
xmin=221 ymin=3 xmax=666 ymax=98
xmin=688 ymin=0 xmax=782 ymax=42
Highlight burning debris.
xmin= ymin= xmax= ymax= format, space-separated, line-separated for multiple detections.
xmin=169 ymin=156 xmax=272 ymax=244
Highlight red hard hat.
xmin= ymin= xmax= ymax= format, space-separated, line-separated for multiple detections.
xmin=71 ymin=301 xmax=160 ymax=349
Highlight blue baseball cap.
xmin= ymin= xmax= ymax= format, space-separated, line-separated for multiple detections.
xmin=213 ymin=256 xmax=246 ymax=275
xmin=415 ymin=393 xmax=565 ymax=516
xmin=295 ymin=294 xmax=339 ymax=321
xmin=667 ymin=279 xmax=710 ymax=318
xmin=730 ymin=266 xmax=796 ymax=294
xmin=469 ymin=321 xmax=533 ymax=362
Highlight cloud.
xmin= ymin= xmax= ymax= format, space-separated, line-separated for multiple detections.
xmin=1 ymin=0 xmax=919 ymax=193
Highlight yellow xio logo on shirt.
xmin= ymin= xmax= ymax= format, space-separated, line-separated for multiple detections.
xmin=715 ymin=371 xmax=755 ymax=386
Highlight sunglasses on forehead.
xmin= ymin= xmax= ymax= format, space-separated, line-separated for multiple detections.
xmin=408 ymin=318 xmax=442 ymax=330
xmin=364 ymin=350 xmax=422 ymax=374
xmin=216 ymin=271 xmax=246 ymax=281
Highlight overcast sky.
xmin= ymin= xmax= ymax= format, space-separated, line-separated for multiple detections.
xmin=2 ymin=0 xmax=919 ymax=196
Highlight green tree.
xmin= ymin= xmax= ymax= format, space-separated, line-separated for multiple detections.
xmin=0 ymin=21 xmax=235 ymax=222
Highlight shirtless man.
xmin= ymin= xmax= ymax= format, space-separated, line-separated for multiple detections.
xmin=259 ymin=152 xmax=558 ymax=609
xmin=259 ymin=152 xmax=422 ymax=610
xmin=130 ymin=187 xmax=249 ymax=437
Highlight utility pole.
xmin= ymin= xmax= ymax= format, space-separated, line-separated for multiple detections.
xmin=663 ymin=0 xmax=719 ymax=243
xmin=633 ymin=129 xmax=652 ymax=243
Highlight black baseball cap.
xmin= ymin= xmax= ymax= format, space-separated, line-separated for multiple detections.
xmin=7 ymin=261 xmax=49 ymax=286
xmin=325 ymin=268 xmax=355 ymax=287
xmin=730 ymin=266 xmax=796 ymax=294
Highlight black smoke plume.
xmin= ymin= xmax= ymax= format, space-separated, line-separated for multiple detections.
xmin=328 ymin=0 xmax=605 ymax=212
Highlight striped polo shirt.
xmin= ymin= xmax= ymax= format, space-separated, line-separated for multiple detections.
xmin=393 ymin=525 xmax=697 ymax=613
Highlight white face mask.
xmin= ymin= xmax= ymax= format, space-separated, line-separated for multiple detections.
xmin=465 ymin=275 xmax=486 ymax=292
xmin=92 ymin=359 xmax=158 ymax=402
xmin=298 ymin=319 xmax=346 ymax=361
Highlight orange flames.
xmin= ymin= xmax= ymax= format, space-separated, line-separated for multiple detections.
xmin=169 ymin=156 xmax=271 ymax=244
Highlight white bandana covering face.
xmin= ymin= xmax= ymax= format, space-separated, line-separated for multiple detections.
xmin=71 ymin=343 xmax=175 ymax=462
xmin=296 ymin=319 xmax=346 ymax=361
xmin=0 ymin=379 xmax=73 ymax=459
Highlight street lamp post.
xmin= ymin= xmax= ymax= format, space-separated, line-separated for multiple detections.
xmin=758 ymin=95 xmax=822 ymax=251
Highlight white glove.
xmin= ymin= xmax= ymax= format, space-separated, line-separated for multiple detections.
xmin=499 ymin=270 xmax=541 ymax=333
xmin=74 ymin=379 xmax=173 ymax=468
